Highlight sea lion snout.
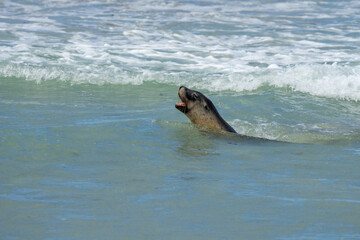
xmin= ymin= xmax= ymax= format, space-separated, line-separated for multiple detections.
xmin=175 ymin=86 xmax=188 ymax=113
xmin=178 ymin=86 xmax=187 ymax=101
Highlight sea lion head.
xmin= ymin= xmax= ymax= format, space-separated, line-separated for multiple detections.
xmin=175 ymin=86 xmax=236 ymax=133
xmin=175 ymin=86 xmax=210 ymax=115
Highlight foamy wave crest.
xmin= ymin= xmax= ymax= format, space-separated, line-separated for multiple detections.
xmin=1 ymin=63 xmax=360 ymax=101
xmin=192 ymin=64 xmax=360 ymax=101
xmin=0 ymin=64 xmax=160 ymax=85
xmin=269 ymin=64 xmax=360 ymax=101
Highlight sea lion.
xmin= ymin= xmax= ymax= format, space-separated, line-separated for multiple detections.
xmin=175 ymin=86 xmax=236 ymax=133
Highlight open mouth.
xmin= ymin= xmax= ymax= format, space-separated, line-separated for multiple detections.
xmin=175 ymin=97 xmax=187 ymax=113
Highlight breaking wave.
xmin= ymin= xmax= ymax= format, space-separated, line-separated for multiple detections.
xmin=1 ymin=63 xmax=359 ymax=101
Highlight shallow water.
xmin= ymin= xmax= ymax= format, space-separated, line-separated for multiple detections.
xmin=1 ymin=0 xmax=360 ymax=239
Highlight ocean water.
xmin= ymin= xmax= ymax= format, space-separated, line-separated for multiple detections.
xmin=1 ymin=0 xmax=360 ymax=239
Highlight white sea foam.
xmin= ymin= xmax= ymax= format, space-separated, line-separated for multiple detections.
xmin=1 ymin=62 xmax=359 ymax=101
xmin=198 ymin=64 xmax=360 ymax=101
xmin=1 ymin=0 xmax=360 ymax=100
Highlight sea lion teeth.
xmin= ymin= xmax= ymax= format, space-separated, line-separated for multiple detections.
xmin=176 ymin=102 xmax=186 ymax=107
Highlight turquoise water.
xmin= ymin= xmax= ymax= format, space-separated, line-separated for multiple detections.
xmin=1 ymin=0 xmax=360 ymax=239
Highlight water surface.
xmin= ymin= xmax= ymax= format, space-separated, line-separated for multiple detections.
xmin=1 ymin=0 xmax=360 ymax=239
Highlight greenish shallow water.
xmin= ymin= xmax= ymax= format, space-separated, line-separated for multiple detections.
xmin=1 ymin=77 xmax=360 ymax=239
xmin=1 ymin=0 xmax=360 ymax=238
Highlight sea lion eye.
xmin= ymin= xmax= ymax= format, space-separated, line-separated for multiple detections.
xmin=192 ymin=93 xmax=199 ymax=100
xmin=204 ymin=104 xmax=209 ymax=110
